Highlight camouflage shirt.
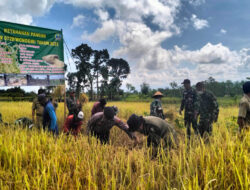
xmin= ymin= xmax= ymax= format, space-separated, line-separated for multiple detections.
xmin=142 ymin=116 xmax=177 ymax=147
xmin=238 ymin=94 xmax=250 ymax=126
xmin=66 ymin=97 xmax=80 ymax=115
xmin=198 ymin=90 xmax=219 ymax=120
xmin=150 ymin=99 xmax=163 ymax=116
xmin=32 ymin=97 xmax=44 ymax=116
xmin=180 ymin=88 xmax=199 ymax=114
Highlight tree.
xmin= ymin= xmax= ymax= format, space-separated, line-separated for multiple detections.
xmin=93 ymin=49 xmax=109 ymax=98
xmin=71 ymin=44 xmax=94 ymax=99
xmin=126 ymin=83 xmax=136 ymax=93
xmin=106 ymin=58 xmax=130 ymax=99
xmin=140 ymin=82 xmax=150 ymax=95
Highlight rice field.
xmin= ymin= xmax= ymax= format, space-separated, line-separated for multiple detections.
xmin=0 ymin=101 xmax=249 ymax=189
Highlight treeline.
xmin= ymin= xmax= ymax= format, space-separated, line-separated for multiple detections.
xmin=133 ymin=77 xmax=246 ymax=98
xmin=67 ymin=44 xmax=130 ymax=100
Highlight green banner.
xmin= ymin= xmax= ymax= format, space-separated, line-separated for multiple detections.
xmin=0 ymin=21 xmax=64 ymax=86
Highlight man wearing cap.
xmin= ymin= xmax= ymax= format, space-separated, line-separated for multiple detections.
xmin=150 ymin=91 xmax=164 ymax=119
xmin=38 ymin=94 xmax=59 ymax=135
xmin=63 ymin=111 xmax=84 ymax=137
xmin=196 ymin=82 xmax=219 ymax=137
xmin=237 ymin=81 xmax=250 ymax=132
xmin=91 ymin=98 xmax=107 ymax=116
xmin=127 ymin=114 xmax=177 ymax=152
xmin=66 ymin=90 xmax=82 ymax=116
xmin=179 ymin=79 xmax=199 ymax=139
xmin=32 ymin=89 xmax=46 ymax=129
xmin=87 ymin=107 xmax=138 ymax=144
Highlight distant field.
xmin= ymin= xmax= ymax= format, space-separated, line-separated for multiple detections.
xmin=0 ymin=101 xmax=249 ymax=189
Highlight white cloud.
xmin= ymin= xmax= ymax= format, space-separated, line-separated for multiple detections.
xmin=82 ymin=20 xmax=116 ymax=43
xmin=220 ymin=29 xmax=227 ymax=34
xmin=189 ymin=0 xmax=206 ymax=6
xmin=71 ymin=14 xmax=85 ymax=28
xmin=0 ymin=0 xmax=55 ymax=25
xmin=191 ymin=14 xmax=209 ymax=30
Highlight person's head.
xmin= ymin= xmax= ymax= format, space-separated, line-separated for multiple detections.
xmin=38 ymin=94 xmax=47 ymax=106
xmin=152 ymin=91 xmax=163 ymax=100
xmin=196 ymin=82 xmax=205 ymax=94
xmin=182 ymin=79 xmax=191 ymax=89
xmin=75 ymin=111 xmax=84 ymax=122
xmin=38 ymin=88 xmax=45 ymax=95
xmin=103 ymin=107 xmax=115 ymax=121
xmin=127 ymin=114 xmax=144 ymax=133
xmin=243 ymin=81 xmax=250 ymax=96
xmin=99 ymin=98 xmax=107 ymax=108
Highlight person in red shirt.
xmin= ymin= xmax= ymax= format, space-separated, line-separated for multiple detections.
xmin=63 ymin=111 xmax=84 ymax=137
xmin=91 ymin=98 xmax=107 ymax=116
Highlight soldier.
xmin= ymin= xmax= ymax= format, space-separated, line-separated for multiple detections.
xmin=32 ymin=89 xmax=46 ymax=129
xmin=127 ymin=114 xmax=177 ymax=154
xmin=150 ymin=91 xmax=165 ymax=119
xmin=179 ymin=79 xmax=199 ymax=139
xmin=66 ymin=90 xmax=82 ymax=116
xmin=237 ymin=81 xmax=250 ymax=132
xmin=87 ymin=107 xmax=138 ymax=144
xmin=196 ymin=82 xmax=219 ymax=137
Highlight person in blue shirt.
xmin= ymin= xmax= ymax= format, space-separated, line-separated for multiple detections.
xmin=38 ymin=94 xmax=58 ymax=135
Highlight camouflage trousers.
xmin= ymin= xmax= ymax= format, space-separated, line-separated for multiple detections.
xmin=198 ymin=115 xmax=213 ymax=137
xmin=35 ymin=116 xmax=43 ymax=130
xmin=184 ymin=112 xmax=198 ymax=139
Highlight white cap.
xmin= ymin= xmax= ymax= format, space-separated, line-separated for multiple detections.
xmin=77 ymin=111 xmax=84 ymax=120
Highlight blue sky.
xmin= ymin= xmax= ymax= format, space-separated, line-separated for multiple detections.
xmin=0 ymin=0 xmax=249 ymax=91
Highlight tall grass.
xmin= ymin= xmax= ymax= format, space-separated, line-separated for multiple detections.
xmin=0 ymin=102 xmax=249 ymax=189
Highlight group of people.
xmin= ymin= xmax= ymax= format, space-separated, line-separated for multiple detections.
xmin=150 ymin=79 xmax=219 ymax=140
xmin=4 ymin=79 xmax=249 ymax=153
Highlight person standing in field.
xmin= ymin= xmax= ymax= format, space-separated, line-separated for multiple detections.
xmin=32 ymin=89 xmax=46 ymax=129
xmin=38 ymin=94 xmax=59 ymax=135
xmin=91 ymin=98 xmax=107 ymax=116
xmin=196 ymin=82 xmax=219 ymax=137
xmin=150 ymin=91 xmax=165 ymax=119
xmin=87 ymin=107 xmax=138 ymax=144
xmin=237 ymin=81 xmax=250 ymax=132
xmin=179 ymin=79 xmax=199 ymax=139
xmin=66 ymin=90 xmax=82 ymax=116
xmin=63 ymin=111 xmax=84 ymax=137
xmin=127 ymin=114 xmax=177 ymax=155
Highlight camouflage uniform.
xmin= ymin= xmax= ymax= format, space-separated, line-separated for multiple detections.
xmin=150 ymin=99 xmax=164 ymax=119
xmin=197 ymin=91 xmax=219 ymax=136
xmin=142 ymin=116 xmax=177 ymax=149
xmin=180 ymin=88 xmax=199 ymax=138
xmin=0 ymin=113 xmax=3 ymax=123
xmin=66 ymin=96 xmax=81 ymax=116
xmin=32 ymin=97 xmax=44 ymax=129
xmin=238 ymin=94 xmax=250 ymax=131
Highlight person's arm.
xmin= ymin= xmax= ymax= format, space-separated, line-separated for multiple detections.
xmin=63 ymin=117 xmax=71 ymax=134
xmin=238 ymin=102 xmax=248 ymax=130
xmin=210 ymin=93 xmax=219 ymax=122
xmin=75 ymin=121 xmax=83 ymax=136
xmin=32 ymin=101 xmax=36 ymax=121
xmin=179 ymin=93 xmax=185 ymax=114
xmin=87 ymin=113 xmax=100 ymax=134
xmin=47 ymin=105 xmax=57 ymax=131
xmin=114 ymin=117 xmax=137 ymax=140
xmin=193 ymin=91 xmax=200 ymax=118
xmin=91 ymin=103 xmax=96 ymax=116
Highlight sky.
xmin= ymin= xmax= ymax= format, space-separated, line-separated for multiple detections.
xmin=0 ymin=0 xmax=250 ymax=91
